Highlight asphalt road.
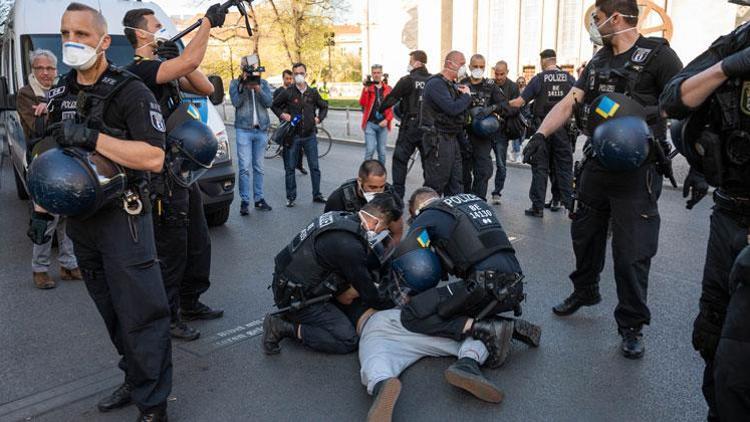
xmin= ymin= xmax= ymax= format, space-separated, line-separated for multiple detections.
xmin=0 ymin=132 xmax=712 ymax=422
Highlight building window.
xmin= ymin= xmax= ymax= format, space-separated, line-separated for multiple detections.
xmin=557 ymin=0 xmax=581 ymax=63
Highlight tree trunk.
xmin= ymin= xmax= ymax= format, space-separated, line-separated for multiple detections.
xmin=268 ymin=0 xmax=295 ymax=66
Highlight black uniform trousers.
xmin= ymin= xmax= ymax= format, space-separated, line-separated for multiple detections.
xmin=422 ymin=130 xmax=463 ymax=196
xmin=288 ymin=301 xmax=359 ymax=354
xmin=694 ymin=205 xmax=750 ymax=422
xmin=569 ymin=160 xmax=662 ymax=330
xmin=391 ymin=118 xmax=423 ymax=200
xmin=152 ymin=181 xmax=189 ymax=322
xmin=67 ymin=207 xmax=172 ymax=412
xmin=529 ymin=127 xmax=573 ymax=210
xmin=401 ymin=279 xmax=524 ymax=340
xmin=461 ymin=133 xmax=494 ymax=200
xmin=180 ymin=183 xmax=212 ymax=308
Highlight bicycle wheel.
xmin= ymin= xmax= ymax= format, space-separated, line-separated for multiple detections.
xmin=317 ymin=127 xmax=333 ymax=158
xmin=264 ymin=126 xmax=282 ymax=159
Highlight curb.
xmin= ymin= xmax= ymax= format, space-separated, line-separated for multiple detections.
xmin=223 ymin=121 xmax=683 ymax=191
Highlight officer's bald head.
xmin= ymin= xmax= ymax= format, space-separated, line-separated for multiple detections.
xmin=445 ymin=51 xmax=465 ymax=67
xmin=64 ymin=2 xmax=108 ymax=36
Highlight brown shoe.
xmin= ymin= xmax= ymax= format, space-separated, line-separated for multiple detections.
xmin=33 ymin=272 xmax=56 ymax=289
xmin=60 ymin=267 xmax=83 ymax=281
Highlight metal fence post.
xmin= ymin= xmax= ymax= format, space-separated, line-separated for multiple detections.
xmin=345 ymin=106 xmax=351 ymax=138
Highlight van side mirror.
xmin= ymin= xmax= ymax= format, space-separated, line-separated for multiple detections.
xmin=0 ymin=76 xmax=14 ymax=111
xmin=207 ymin=75 xmax=225 ymax=105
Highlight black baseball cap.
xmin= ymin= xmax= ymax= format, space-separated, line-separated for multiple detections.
xmin=540 ymin=49 xmax=556 ymax=59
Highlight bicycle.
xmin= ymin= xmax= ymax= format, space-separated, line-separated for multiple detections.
xmin=264 ymin=124 xmax=333 ymax=159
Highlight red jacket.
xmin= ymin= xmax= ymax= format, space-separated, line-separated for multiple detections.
xmin=359 ymin=83 xmax=394 ymax=130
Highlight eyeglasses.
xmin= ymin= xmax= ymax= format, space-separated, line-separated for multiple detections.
xmin=293 ymin=72 xmax=305 ymax=76
xmin=33 ymin=66 xmax=56 ymax=73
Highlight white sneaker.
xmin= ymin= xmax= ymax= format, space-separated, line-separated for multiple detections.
xmin=491 ymin=193 xmax=501 ymax=205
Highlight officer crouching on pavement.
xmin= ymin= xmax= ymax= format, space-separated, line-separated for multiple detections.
xmin=459 ymin=54 xmax=506 ymax=200
xmin=262 ymin=194 xmax=401 ymax=355
xmin=29 ymin=3 xmax=171 ymax=420
xmin=524 ymin=0 xmax=682 ymax=359
xmin=324 ymin=159 xmax=405 ymax=241
xmin=398 ymin=188 xmax=541 ymax=368
xmin=121 ymin=4 xmax=226 ymax=344
xmin=377 ymin=50 xmax=430 ymax=200
xmin=509 ymin=49 xmax=575 ymax=217
xmin=660 ymin=8 xmax=750 ymax=418
xmin=420 ymin=51 xmax=472 ymax=196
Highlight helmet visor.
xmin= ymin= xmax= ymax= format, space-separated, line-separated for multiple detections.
xmin=166 ymin=149 xmax=209 ymax=187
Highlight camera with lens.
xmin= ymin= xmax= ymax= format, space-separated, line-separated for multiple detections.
xmin=240 ymin=54 xmax=265 ymax=85
xmin=363 ymin=73 xmax=389 ymax=87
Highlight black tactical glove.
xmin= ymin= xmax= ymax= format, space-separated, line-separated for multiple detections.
xmin=721 ymin=45 xmax=750 ymax=79
xmin=27 ymin=211 xmax=54 ymax=245
xmin=692 ymin=312 xmax=722 ymax=361
xmin=474 ymin=105 xmax=496 ymax=120
xmin=204 ymin=3 xmax=227 ymax=28
xmin=522 ymin=133 xmax=546 ymax=165
xmin=55 ymin=120 xmax=98 ymax=151
xmin=683 ymin=168 xmax=709 ymax=210
xmin=155 ymin=40 xmax=180 ymax=60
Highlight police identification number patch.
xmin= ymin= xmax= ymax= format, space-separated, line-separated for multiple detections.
xmin=150 ymin=110 xmax=166 ymax=133
xmin=631 ymin=48 xmax=652 ymax=63
xmin=741 ymin=82 xmax=750 ymax=116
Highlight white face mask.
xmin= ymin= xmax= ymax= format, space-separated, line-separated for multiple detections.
xmin=588 ymin=14 xmax=638 ymax=46
xmin=358 ymin=210 xmax=382 ymax=239
xmin=456 ymin=65 xmax=467 ymax=80
xmin=406 ymin=63 xmax=414 ymax=73
xmin=62 ymin=36 xmax=104 ymax=71
xmin=294 ymin=74 xmax=305 ymax=84
xmin=470 ymin=68 xmax=484 ymax=79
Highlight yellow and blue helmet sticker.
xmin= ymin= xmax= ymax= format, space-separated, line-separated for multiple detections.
xmin=595 ymin=95 xmax=620 ymax=119
xmin=416 ymin=229 xmax=430 ymax=248
xmin=186 ymin=103 xmax=201 ymax=121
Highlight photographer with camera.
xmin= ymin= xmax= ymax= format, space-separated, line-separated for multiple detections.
xmin=359 ymin=64 xmax=393 ymax=165
xmin=230 ymin=54 xmax=274 ymax=215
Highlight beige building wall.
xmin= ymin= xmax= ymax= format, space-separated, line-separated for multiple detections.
xmin=370 ymin=0 xmax=745 ymax=82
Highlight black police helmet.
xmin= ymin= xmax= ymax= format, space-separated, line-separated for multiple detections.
xmin=391 ymin=228 xmax=442 ymax=295
xmin=471 ymin=114 xmax=502 ymax=138
xmin=670 ymin=113 xmax=709 ymax=171
xmin=591 ymin=116 xmax=651 ymax=171
xmin=28 ymin=147 xmax=127 ymax=218
xmin=586 ymin=92 xmax=646 ymax=135
xmin=165 ymin=120 xmax=218 ymax=187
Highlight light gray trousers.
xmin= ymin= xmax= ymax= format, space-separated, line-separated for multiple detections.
xmin=32 ymin=215 xmax=77 ymax=273
xmin=359 ymin=309 xmax=488 ymax=394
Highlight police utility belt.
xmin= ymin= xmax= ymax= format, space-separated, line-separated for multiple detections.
xmin=467 ymin=271 xmax=523 ymax=299
xmin=714 ymin=189 xmax=750 ymax=215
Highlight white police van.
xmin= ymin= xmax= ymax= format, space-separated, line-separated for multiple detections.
xmin=0 ymin=0 xmax=235 ymax=226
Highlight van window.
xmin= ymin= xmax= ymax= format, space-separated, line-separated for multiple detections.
xmin=20 ymin=34 xmax=134 ymax=82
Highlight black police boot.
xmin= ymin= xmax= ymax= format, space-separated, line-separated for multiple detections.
xmin=524 ymin=207 xmax=543 ymax=218
xmin=181 ymin=301 xmax=224 ymax=321
xmin=313 ymin=195 xmax=327 ymax=204
xmin=170 ymin=320 xmax=200 ymax=341
xmin=240 ymin=201 xmax=250 ymax=216
xmin=367 ymin=377 xmax=401 ymax=422
xmin=620 ymin=327 xmax=645 ymax=359
xmin=136 ymin=408 xmax=168 ymax=422
xmin=511 ymin=319 xmax=542 ymax=347
xmin=552 ymin=287 xmax=602 ymax=316
xmin=262 ymin=314 xmax=296 ymax=355
xmin=549 ymin=200 xmax=561 ymax=212
xmin=97 ymin=382 xmax=133 ymax=412
xmin=444 ymin=357 xmax=504 ymax=403
xmin=471 ymin=319 xmax=514 ymax=369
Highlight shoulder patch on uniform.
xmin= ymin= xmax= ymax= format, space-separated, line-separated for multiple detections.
xmin=48 ymin=86 xmax=66 ymax=99
xmin=741 ymin=82 xmax=750 ymax=116
xmin=631 ymin=48 xmax=652 ymax=63
xmin=150 ymin=110 xmax=166 ymax=133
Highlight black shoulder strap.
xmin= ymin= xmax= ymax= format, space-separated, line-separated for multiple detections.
xmin=341 ymin=179 xmax=359 ymax=212
xmin=622 ymin=37 xmax=667 ymax=95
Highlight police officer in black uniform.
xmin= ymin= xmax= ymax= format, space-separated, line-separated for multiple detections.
xmin=420 ymin=51 xmax=472 ymax=196
xmin=44 ymin=4 xmax=171 ymax=420
xmin=660 ymin=6 xmax=750 ymax=417
xmin=324 ymin=160 xmax=405 ymax=241
xmin=262 ymin=194 xmax=401 ymax=355
xmin=398 ymin=187 xmax=541 ymax=368
xmin=378 ymin=50 xmax=430 ymax=200
xmin=510 ymin=49 xmax=575 ymax=216
xmin=121 ymin=5 xmax=226 ymax=342
xmin=526 ymin=0 xmax=682 ymax=358
xmin=459 ymin=54 xmax=506 ymax=200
